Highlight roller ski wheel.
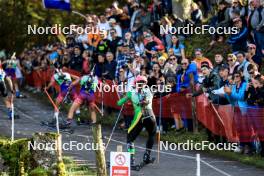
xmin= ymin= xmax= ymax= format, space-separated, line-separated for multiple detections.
xmin=131 ymin=157 xmax=155 ymax=171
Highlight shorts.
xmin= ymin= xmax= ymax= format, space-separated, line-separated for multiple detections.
xmin=5 ymin=68 xmax=16 ymax=79
xmin=56 ymin=87 xmax=77 ymax=104
xmin=74 ymin=91 xmax=96 ymax=108
xmin=0 ymin=81 xmax=8 ymax=97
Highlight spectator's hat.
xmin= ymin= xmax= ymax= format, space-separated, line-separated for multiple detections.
xmin=201 ymin=61 xmax=211 ymax=70
xmin=109 ymin=18 xmax=117 ymax=24
xmin=131 ymin=3 xmax=139 ymax=8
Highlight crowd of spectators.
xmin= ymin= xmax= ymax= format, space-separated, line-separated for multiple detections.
xmin=1 ymin=0 xmax=264 ymax=156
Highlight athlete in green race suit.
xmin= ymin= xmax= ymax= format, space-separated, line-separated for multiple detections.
xmin=117 ymin=75 xmax=157 ymax=165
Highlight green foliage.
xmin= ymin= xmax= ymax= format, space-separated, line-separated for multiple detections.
xmin=0 ymin=137 xmax=32 ymax=176
xmin=0 ymin=0 xmax=120 ymax=53
xmin=184 ymin=33 xmax=232 ymax=61
xmin=28 ymin=166 xmax=50 ymax=176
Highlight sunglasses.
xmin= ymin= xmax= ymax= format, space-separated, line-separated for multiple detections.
xmin=181 ymin=63 xmax=188 ymax=65
xmin=249 ymin=71 xmax=254 ymax=75
xmin=234 ymin=75 xmax=240 ymax=78
xmin=227 ymin=59 xmax=233 ymax=62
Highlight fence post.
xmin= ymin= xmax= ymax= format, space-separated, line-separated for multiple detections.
xmin=92 ymin=123 xmax=107 ymax=176
xmin=196 ymin=154 xmax=200 ymax=176
xmin=191 ymin=97 xmax=198 ymax=133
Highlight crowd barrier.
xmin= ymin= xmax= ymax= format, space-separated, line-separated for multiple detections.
xmin=25 ymin=68 xmax=264 ymax=142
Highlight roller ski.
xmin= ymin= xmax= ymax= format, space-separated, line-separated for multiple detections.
xmin=131 ymin=152 xmax=155 ymax=171
xmin=41 ymin=118 xmax=74 ymax=134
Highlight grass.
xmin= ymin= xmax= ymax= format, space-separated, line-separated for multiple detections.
xmin=63 ymin=157 xmax=96 ymax=176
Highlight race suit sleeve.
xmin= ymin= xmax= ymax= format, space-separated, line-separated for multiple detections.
xmin=117 ymin=91 xmax=132 ymax=106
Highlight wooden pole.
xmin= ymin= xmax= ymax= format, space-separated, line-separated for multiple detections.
xmin=92 ymin=124 xmax=107 ymax=176
xmin=191 ymin=96 xmax=198 ymax=133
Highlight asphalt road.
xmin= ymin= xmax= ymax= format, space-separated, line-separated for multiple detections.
xmin=1 ymin=92 xmax=264 ymax=176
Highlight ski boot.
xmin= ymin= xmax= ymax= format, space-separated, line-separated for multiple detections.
xmin=143 ymin=151 xmax=151 ymax=164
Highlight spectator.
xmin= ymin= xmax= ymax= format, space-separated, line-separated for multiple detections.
xmin=212 ymin=54 xmax=228 ymax=74
xmin=103 ymin=52 xmax=117 ymax=80
xmin=246 ymin=43 xmax=262 ymax=68
xmin=166 ymin=35 xmax=185 ymax=60
xmin=227 ymin=17 xmax=248 ymax=52
xmin=96 ymin=32 xmax=110 ymax=55
xmin=210 ymin=1 xmax=231 ymax=46
xmin=82 ymin=50 xmax=90 ymax=74
xmin=69 ymin=46 xmax=83 ymax=72
xmin=229 ymin=0 xmax=246 ymax=19
xmin=108 ymin=28 xmax=123 ymax=55
xmin=226 ymin=53 xmax=239 ymax=74
xmin=115 ymin=45 xmax=131 ymax=80
xmin=190 ymin=2 xmax=203 ymax=25
xmin=236 ymin=51 xmax=250 ymax=81
xmin=132 ymin=52 xmax=144 ymax=76
xmin=134 ymin=35 xmax=145 ymax=55
xmin=176 ymin=58 xmax=198 ymax=92
xmin=224 ymin=70 xmax=248 ymax=107
xmin=187 ymin=61 xmax=220 ymax=103
xmin=163 ymin=55 xmax=178 ymax=78
xmin=193 ymin=48 xmax=213 ymax=76
xmin=95 ymin=54 xmax=106 ymax=78
xmin=108 ymin=18 xmax=122 ymax=39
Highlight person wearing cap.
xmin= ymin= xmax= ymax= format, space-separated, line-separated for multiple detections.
xmin=130 ymin=3 xmax=141 ymax=33
xmin=117 ymin=75 xmax=156 ymax=165
xmin=227 ymin=17 xmax=248 ymax=52
xmin=108 ymin=18 xmax=122 ymax=39
xmin=45 ymin=66 xmax=79 ymax=123
xmin=186 ymin=61 xmax=220 ymax=103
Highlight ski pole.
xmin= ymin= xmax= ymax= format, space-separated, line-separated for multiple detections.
xmin=105 ymin=104 xmax=124 ymax=151
xmin=157 ymin=84 xmax=163 ymax=164
xmin=11 ymin=94 xmax=14 ymax=142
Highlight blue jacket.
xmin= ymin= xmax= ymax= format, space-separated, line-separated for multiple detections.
xmin=225 ymin=81 xmax=248 ymax=107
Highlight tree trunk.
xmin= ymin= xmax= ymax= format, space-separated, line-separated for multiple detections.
xmin=172 ymin=0 xmax=192 ymax=20
xmin=92 ymin=124 xmax=107 ymax=176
